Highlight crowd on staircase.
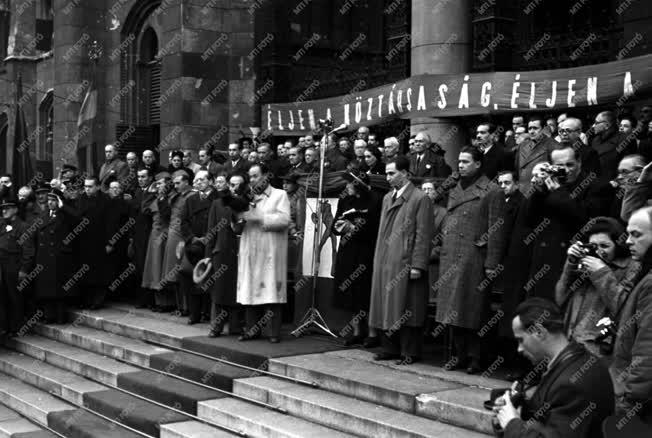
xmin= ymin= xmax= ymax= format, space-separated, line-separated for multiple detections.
xmin=0 ymin=106 xmax=652 ymax=436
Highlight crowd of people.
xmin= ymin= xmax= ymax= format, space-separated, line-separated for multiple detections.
xmin=0 ymin=105 xmax=652 ymax=435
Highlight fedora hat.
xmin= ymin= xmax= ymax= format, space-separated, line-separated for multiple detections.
xmin=192 ymin=257 xmax=213 ymax=284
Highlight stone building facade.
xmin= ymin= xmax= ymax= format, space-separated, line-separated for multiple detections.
xmin=0 ymin=0 xmax=650 ymax=177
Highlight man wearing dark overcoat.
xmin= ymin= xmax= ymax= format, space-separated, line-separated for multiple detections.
xmin=0 ymin=199 xmax=35 ymax=336
xmin=201 ymin=173 xmax=244 ymax=337
xmin=180 ymin=170 xmax=218 ymax=324
xmin=369 ymin=155 xmax=433 ymax=364
xmin=34 ymin=189 xmax=79 ymax=324
xmin=435 ymin=146 xmax=506 ymax=374
xmin=75 ymin=176 xmax=116 ymax=309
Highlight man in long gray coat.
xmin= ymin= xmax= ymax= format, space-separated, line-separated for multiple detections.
xmin=369 ymin=155 xmax=433 ymax=365
xmin=435 ymin=146 xmax=505 ymax=374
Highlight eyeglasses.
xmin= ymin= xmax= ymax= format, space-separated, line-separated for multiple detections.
xmin=558 ymin=128 xmax=580 ymax=134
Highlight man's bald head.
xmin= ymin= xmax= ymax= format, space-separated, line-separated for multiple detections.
xmin=627 ymin=207 xmax=652 ymax=260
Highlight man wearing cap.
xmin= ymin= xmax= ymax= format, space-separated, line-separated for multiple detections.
xmin=34 ymin=189 xmax=78 ymax=324
xmin=99 ymin=144 xmax=129 ymax=192
xmin=0 ymin=199 xmax=35 ymax=336
xmin=179 ymin=170 xmax=218 ymax=324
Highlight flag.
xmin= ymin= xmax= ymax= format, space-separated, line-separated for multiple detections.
xmin=12 ymin=75 xmax=35 ymax=188
xmin=76 ymin=79 xmax=97 ymax=171
xmin=77 ymin=80 xmax=97 ymax=127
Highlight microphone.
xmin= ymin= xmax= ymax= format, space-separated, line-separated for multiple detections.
xmin=328 ymin=124 xmax=349 ymax=135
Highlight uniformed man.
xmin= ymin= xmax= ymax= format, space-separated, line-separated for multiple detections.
xmin=0 ymin=199 xmax=35 ymax=336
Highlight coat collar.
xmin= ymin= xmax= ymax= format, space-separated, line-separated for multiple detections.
xmin=518 ymin=139 xmax=549 ymax=168
xmin=387 ymin=181 xmax=415 ymax=212
xmin=447 ymin=175 xmax=492 ymax=210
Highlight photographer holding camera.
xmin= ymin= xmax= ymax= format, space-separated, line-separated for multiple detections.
xmin=493 ymin=298 xmax=614 ymax=438
xmin=555 ymin=217 xmax=637 ymax=359
xmin=524 ymin=145 xmax=613 ymax=302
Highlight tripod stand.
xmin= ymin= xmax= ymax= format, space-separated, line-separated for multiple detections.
xmin=292 ymin=122 xmax=347 ymax=338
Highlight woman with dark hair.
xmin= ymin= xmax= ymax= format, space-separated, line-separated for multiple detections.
xmin=363 ymin=147 xmax=385 ymax=175
xmin=555 ymin=216 xmax=638 ymax=359
xmin=332 ymin=169 xmax=383 ymax=347
xmin=168 ymin=150 xmax=194 ymax=184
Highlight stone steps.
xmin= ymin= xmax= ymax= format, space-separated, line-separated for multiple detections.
xmin=0 ymin=404 xmax=56 ymax=438
xmin=234 ymin=376 xmax=491 ymax=438
xmin=268 ymin=351 xmax=499 ymax=434
xmin=198 ymin=398 xmax=355 ymax=438
xmin=0 ymin=371 xmax=142 ymax=437
xmin=0 ymin=347 xmax=236 ymax=438
xmin=0 ymin=305 xmax=505 ymax=437
xmin=33 ymin=323 xmax=250 ymax=392
xmin=4 ymin=336 xmax=223 ymax=416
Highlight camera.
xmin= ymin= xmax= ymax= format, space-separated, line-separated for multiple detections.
xmin=578 ymin=242 xmax=599 ymax=258
xmin=485 ymin=381 xmax=526 ymax=436
xmin=545 ymin=164 xmax=568 ymax=182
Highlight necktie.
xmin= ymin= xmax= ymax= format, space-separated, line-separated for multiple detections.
xmin=50 ymin=210 xmax=55 ymax=218
xmin=392 ymin=191 xmax=398 ymax=202
xmin=417 ymin=155 xmax=422 ymax=168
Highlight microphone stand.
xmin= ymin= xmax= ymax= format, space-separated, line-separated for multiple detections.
xmin=292 ymin=126 xmax=340 ymax=338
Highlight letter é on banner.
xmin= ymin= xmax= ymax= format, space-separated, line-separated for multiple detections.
xmin=623 ymin=72 xmax=634 ymax=97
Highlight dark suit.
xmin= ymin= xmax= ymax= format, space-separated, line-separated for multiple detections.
xmin=99 ymin=158 xmax=129 ymax=192
xmin=223 ymin=158 xmax=249 ymax=175
xmin=0 ymin=218 xmax=35 ymax=333
xmin=504 ymin=342 xmax=614 ymax=438
xmin=409 ymin=149 xmax=452 ymax=179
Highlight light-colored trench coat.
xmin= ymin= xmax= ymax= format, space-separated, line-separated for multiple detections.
xmin=237 ymin=185 xmax=291 ymax=305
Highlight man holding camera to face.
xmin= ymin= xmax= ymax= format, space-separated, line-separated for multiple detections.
xmin=524 ymin=145 xmax=612 ymax=302
xmin=492 ymin=298 xmax=614 ymax=437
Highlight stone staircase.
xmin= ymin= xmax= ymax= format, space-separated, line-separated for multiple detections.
xmin=0 ymin=305 xmax=501 ymax=437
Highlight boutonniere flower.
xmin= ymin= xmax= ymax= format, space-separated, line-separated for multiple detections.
xmin=425 ymin=164 xmax=432 ymax=169
xmin=5 ymin=225 xmax=12 ymax=232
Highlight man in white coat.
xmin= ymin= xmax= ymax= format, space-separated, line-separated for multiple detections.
xmin=237 ymin=163 xmax=291 ymax=343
